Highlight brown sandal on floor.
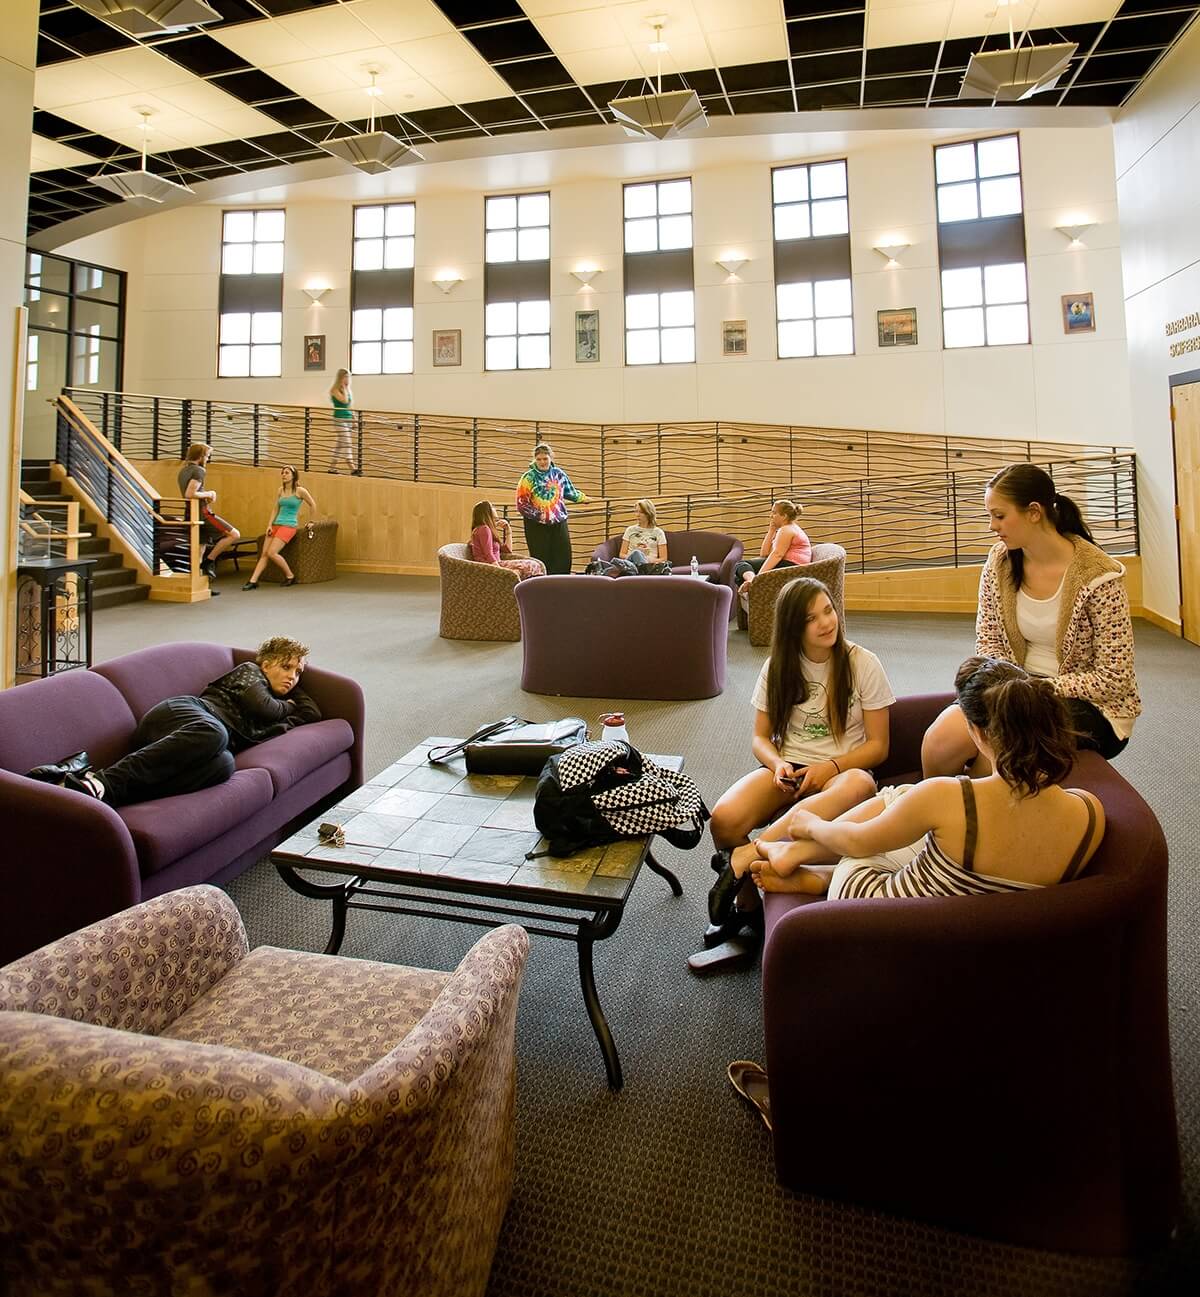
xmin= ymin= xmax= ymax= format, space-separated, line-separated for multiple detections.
xmin=727 ymin=1060 xmax=772 ymax=1131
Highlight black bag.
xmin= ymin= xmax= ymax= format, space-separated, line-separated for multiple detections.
xmin=529 ymin=740 xmax=709 ymax=858
xmin=427 ymin=716 xmax=587 ymax=776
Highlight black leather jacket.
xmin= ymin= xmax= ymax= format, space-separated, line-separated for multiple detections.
xmin=200 ymin=662 xmax=321 ymax=753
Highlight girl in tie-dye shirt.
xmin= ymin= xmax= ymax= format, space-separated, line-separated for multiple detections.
xmin=515 ymin=442 xmax=588 ymax=574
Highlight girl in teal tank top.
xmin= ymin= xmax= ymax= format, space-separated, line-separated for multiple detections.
xmin=243 ymin=466 xmax=318 ymax=590
xmin=329 ymin=368 xmax=358 ymax=475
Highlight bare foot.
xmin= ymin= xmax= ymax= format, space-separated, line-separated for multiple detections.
xmin=755 ymin=865 xmax=831 ymax=895
xmin=731 ymin=842 xmax=760 ymax=877
xmin=758 ymin=839 xmax=827 ymax=878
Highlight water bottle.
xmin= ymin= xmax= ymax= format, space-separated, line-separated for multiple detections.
xmin=690 ymin=555 xmax=699 ymax=578
xmin=600 ymin=712 xmax=628 ymax=745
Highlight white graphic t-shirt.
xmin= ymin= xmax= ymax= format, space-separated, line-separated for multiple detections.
xmin=751 ymin=645 xmax=895 ymax=765
xmin=622 ymin=525 xmax=667 ymax=558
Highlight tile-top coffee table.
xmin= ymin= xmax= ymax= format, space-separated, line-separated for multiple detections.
xmin=272 ymin=737 xmax=685 ymax=1090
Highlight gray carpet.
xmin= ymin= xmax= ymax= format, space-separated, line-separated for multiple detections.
xmin=94 ymin=573 xmax=1200 ymax=1296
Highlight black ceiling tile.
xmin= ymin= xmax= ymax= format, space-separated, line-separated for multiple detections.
xmin=436 ymin=1 xmax=525 ymax=24
xmin=32 ymin=110 xmax=85 ymax=141
xmin=158 ymin=146 xmax=223 ymax=169
xmin=261 ymin=97 xmax=331 ymax=127
xmin=863 ymin=75 xmax=932 ymax=105
xmin=792 ymin=50 xmax=862 ymax=85
xmin=1037 ymin=21 xmax=1107 ymax=48
xmin=430 ymin=125 xmax=489 ymax=141
xmin=494 ymin=55 xmax=573 ymax=91
xmin=39 ymin=8 xmax=136 ymax=56
xmin=788 ymin=13 xmax=866 ymax=55
xmin=681 ymin=68 xmax=725 ymax=96
xmin=403 ymin=104 xmax=479 ymax=133
xmin=204 ymin=0 xmax=271 ymax=21
xmin=520 ymin=86 xmax=594 ymax=116
xmin=156 ymin=33 xmax=250 ymax=77
xmin=938 ymin=37 xmax=983 ymax=69
xmin=462 ymin=20 xmax=552 ymax=63
xmin=62 ymin=134 xmax=129 ymax=161
xmin=250 ymin=129 xmax=325 ymax=156
xmin=192 ymin=163 xmax=245 ymax=179
xmin=203 ymin=138 xmax=273 ymax=164
xmin=815 ymin=80 xmax=862 ymax=109
xmin=1059 ymin=79 xmax=1139 ymax=105
xmin=932 ymin=71 xmax=966 ymax=98
xmin=212 ymin=68 xmax=300 ymax=104
xmin=720 ymin=60 xmax=791 ymax=93
xmin=36 ymin=35 xmax=76 ymax=66
xmin=728 ymin=88 xmax=796 ymax=114
xmin=784 ymin=0 xmax=864 ymax=16
xmin=1075 ymin=47 xmax=1163 ymax=81
xmin=545 ymin=112 xmax=605 ymax=130
xmin=700 ymin=96 xmax=733 ymax=117
xmin=866 ymin=42 xmax=941 ymax=76
xmin=461 ymin=95 xmax=535 ymax=125
xmin=488 ymin=120 xmax=546 ymax=135
xmin=1098 ymin=11 xmax=1193 ymax=49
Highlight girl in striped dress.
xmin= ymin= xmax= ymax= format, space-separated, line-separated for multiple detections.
xmin=743 ymin=656 xmax=1105 ymax=899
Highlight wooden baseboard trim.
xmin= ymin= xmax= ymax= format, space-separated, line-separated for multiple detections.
xmin=337 ymin=562 xmax=437 ymax=576
xmin=846 ymin=598 xmax=977 ymax=614
xmin=1136 ymin=607 xmax=1182 ymax=636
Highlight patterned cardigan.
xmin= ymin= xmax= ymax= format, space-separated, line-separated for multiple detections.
xmin=975 ymin=537 xmax=1141 ymax=734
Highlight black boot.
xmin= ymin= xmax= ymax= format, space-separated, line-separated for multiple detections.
xmin=27 ymin=750 xmax=92 ymax=782
xmin=708 ymin=849 xmax=742 ymax=925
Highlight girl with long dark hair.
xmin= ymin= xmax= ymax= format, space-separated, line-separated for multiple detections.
xmin=922 ymin=463 xmax=1140 ymax=773
xmin=469 ymin=500 xmax=545 ymax=580
xmin=707 ymin=577 xmax=894 ymax=924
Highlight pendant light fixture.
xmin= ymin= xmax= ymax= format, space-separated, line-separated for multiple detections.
xmin=960 ymin=1 xmax=1075 ymax=101
xmin=91 ymin=110 xmax=192 ymax=205
xmin=609 ymin=19 xmax=706 ymax=141
xmin=323 ymin=67 xmax=425 ymax=175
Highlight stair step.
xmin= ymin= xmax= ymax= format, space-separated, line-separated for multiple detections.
xmin=87 ymin=552 xmax=125 ymax=572
xmin=91 ymin=567 xmax=139 ymax=591
xmin=92 ymin=584 xmax=150 ymax=610
xmin=78 ymin=537 xmax=110 ymax=556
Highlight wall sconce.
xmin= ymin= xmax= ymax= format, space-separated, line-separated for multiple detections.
xmin=715 ymin=256 xmax=747 ymax=277
xmin=433 ymin=274 xmax=462 ymax=294
xmin=1056 ymin=223 xmax=1095 ymax=247
xmin=571 ymin=267 xmax=600 ymax=287
xmin=873 ymin=243 xmax=909 ymax=268
xmin=302 ymin=284 xmax=331 ymax=304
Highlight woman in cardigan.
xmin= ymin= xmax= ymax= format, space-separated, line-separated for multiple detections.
xmin=921 ymin=463 xmax=1140 ymax=775
xmin=469 ymin=500 xmax=545 ymax=580
xmin=515 ymin=442 xmax=588 ymax=575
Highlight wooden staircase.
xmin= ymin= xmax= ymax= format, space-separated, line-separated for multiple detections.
xmin=20 ymin=460 xmax=149 ymax=610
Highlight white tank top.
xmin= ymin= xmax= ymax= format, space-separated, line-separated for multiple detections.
xmin=1016 ymin=577 xmax=1064 ymax=677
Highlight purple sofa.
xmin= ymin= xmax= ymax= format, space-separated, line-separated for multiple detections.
xmin=591 ymin=530 xmax=743 ymax=611
xmin=761 ymin=693 xmax=1179 ymax=1254
xmin=0 ymin=642 xmax=364 ymax=966
xmin=515 ymin=574 xmax=732 ymax=700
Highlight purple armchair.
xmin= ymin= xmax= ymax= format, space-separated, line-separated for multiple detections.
xmin=591 ymin=530 xmax=743 ymax=610
xmin=760 ymin=693 xmax=1179 ymax=1254
xmin=515 ymin=574 xmax=731 ymax=700
xmin=0 ymin=642 xmax=364 ymax=965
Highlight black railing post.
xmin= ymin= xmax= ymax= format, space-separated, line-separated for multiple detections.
xmin=151 ymin=397 xmax=160 ymax=460
xmin=789 ymin=426 xmax=794 ymax=484
xmin=713 ymin=426 xmax=719 ymax=492
xmin=101 ymin=391 xmax=109 ymax=441
xmin=303 ymin=406 xmax=311 ymax=472
xmin=114 ymin=394 xmax=123 ymax=451
xmin=413 ymin=414 xmax=420 ymax=481
xmin=686 ymin=493 xmax=692 ymax=530
xmin=180 ymin=399 xmax=192 ymax=459
xmin=1130 ymin=456 xmax=1140 ymax=552
xmin=950 ymin=472 xmax=959 ymax=566
xmin=252 ymin=404 xmax=260 ymax=466
xmin=657 ymin=425 xmax=663 ymax=494
xmin=472 ymin=417 xmax=478 ymax=487
xmin=204 ymin=400 xmax=212 ymax=446
xmin=599 ymin=428 xmax=606 ymax=497
xmin=858 ymin=479 xmax=867 ymax=573
xmin=356 ymin=411 xmax=364 ymax=475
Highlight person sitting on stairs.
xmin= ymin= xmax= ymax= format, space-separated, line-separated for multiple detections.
xmin=178 ymin=443 xmax=241 ymax=587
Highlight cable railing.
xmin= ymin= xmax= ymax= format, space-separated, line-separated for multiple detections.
xmin=54 ymin=396 xmax=199 ymax=579
xmin=66 ymin=388 xmax=1131 ymax=499
xmin=59 ymin=389 xmax=1137 ymax=573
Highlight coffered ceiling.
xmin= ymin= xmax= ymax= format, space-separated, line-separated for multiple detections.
xmin=27 ymin=0 xmax=1199 ymax=237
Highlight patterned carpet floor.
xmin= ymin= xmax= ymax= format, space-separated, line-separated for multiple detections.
xmin=95 ymin=573 xmax=1200 ymax=1296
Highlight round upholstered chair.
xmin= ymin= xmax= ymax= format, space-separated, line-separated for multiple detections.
xmin=736 ymin=542 xmax=847 ymax=646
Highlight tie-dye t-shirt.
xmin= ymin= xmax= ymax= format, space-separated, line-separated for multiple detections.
xmin=516 ymin=462 xmax=584 ymax=525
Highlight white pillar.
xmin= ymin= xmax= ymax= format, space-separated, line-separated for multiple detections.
xmin=1 ymin=2 xmax=37 ymax=687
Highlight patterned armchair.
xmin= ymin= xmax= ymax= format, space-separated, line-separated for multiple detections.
xmin=438 ymin=542 xmax=521 ymax=642
xmin=736 ymin=542 xmax=848 ymax=646
xmin=0 ymin=886 xmax=529 ymax=1297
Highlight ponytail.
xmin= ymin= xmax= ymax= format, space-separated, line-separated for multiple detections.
xmin=955 ymin=656 xmax=1076 ymax=797
xmin=986 ymin=463 xmax=1092 ymax=586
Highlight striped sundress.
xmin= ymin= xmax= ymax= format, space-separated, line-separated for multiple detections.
xmin=829 ymin=775 xmax=1097 ymax=900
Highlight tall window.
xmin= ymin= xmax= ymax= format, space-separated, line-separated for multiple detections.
xmin=218 ymin=208 xmax=284 ymax=377
xmin=23 ymin=251 xmax=124 ymax=395
xmin=623 ymin=178 xmax=694 ymax=365
xmin=352 ymin=203 xmax=415 ymax=375
xmin=26 ymin=333 xmax=38 ymax=391
xmin=485 ymin=192 xmax=550 ymax=370
xmin=772 ymin=160 xmax=853 ymax=358
xmin=935 ymin=135 xmax=1028 ymax=349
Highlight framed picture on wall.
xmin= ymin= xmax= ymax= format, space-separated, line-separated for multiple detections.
xmin=1062 ymin=293 xmax=1096 ymax=333
xmin=575 ymin=310 xmax=599 ymax=363
xmin=877 ymin=308 xmax=917 ymax=347
xmin=433 ymin=329 xmax=461 ymax=367
xmin=303 ymin=334 xmax=325 ymax=371
xmin=722 ymin=319 xmax=748 ymax=356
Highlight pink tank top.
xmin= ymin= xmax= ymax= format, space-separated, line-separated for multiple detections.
xmin=781 ymin=526 xmax=812 ymax=565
